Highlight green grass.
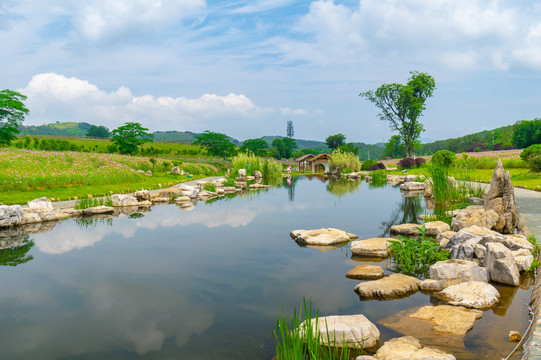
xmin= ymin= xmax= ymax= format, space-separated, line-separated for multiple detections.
xmin=74 ymin=196 xmax=113 ymax=210
xmin=273 ymin=298 xmax=358 ymax=360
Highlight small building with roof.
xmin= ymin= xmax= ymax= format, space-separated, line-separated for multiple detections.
xmin=296 ymin=154 xmax=315 ymax=172
xmin=307 ymin=153 xmax=331 ymax=173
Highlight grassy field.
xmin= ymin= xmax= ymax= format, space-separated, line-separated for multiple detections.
xmin=0 ymin=148 xmax=220 ymax=205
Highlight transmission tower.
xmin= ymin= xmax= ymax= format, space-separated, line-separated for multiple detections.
xmin=286 ymin=120 xmax=294 ymax=138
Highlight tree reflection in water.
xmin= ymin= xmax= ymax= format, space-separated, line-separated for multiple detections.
xmin=379 ymin=195 xmax=424 ymax=237
xmin=0 ymin=233 xmax=35 ymax=267
xmin=326 ymin=179 xmax=362 ymax=198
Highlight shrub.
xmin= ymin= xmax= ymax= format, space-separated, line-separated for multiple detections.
xmin=367 ymin=162 xmax=385 ymax=171
xmin=397 ymin=157 xmax=416 ymax=169
xmin=360 ymin=159 xmax=378 ymax=171
xmin=231 ymin=153 xmax=282 ymax=177
xmin=329 ymin=149 xmax=361 ymax=172
xmin=520 ymin=144 xmax=541 ymax=172
xmin=414 ymin=158 xmax=426 ymax=167
xmin=431 ymin=150 xmax=456 ymax=168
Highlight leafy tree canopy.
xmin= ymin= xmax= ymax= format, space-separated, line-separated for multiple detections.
xmin=193 ymin=130 xmax=236 ymax=157
xmin=325 ymin=133 xmax=346 ymax=150
xmin=338 ymin=142 xmax=359 ymax=156
xmin=360 ymin=71 xmax=435 ymax=157
xmin=0 ymin=89 xmax=29 ymax=146
xmin=110 ymin=122 xmax=153 ymax=155
xmin=271 ymin=138 xmax=286 ymax=159
xmin=282 ymin=137 xmax=298 ymax=159
xmin=86 ymin=125 xmax=110 ymax=138
xmin=382 ymin=135 xmax=405 ymax=159
xmin=240 ymin=138 xmax=269 ymax=154
xmin=512 ymin=119 xmax=541 ymax=149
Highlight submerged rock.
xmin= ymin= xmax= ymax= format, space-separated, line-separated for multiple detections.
xmin=346 ymin=265 xmax=384 ymax=280
xmin=372 ymin=336 xmax=456 ymax=360
xmin=350 ymin=238 xmax=395 ymax=258
xmin=302 ymin=314 xmax=380 ymax=350
xmin=434 ymin=281 xmax=500 ymax=309
xmin=290 ymin=228 xmax=358 ymax=246
xmin=409 ymin=305 xmax=482 ymax=335
xmin=354 ymin=274 xmax=420 ymax=300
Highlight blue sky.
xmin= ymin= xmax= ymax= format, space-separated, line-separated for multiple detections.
xmin=1 ymin=0 xmax=540 ymax=143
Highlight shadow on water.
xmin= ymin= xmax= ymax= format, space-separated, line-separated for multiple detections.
xmin=379 ymin=194 xmax=423 ymax=237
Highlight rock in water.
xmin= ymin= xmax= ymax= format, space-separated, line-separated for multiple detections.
xmin=111 ymin=194 xmax=138 ymax=207
xmin=354 ymin=274 xmax=420 ymax=300
xmin=0 ymin=205 xmax=24 ymax=228
xmin=409 ymin=305 xmax=482 ymax=335
xmin=434 ymin=281 xmax=500 ymax=309
xmin=373 ymin=336 xmax=456 ymax=360
xmin=484 ymin=159 xmax=519 ymax=234
xmin=290 ymin=228 xmax=358 ymax=246
xmin=484 ymin=242 xmax=520 ymax=286
xmin=346 ymin=265 xmax=384 ymax=280
xmin=350 ymin=238 xmax=395 ymax=257
xmin=301 ymin=314 xmax=380 ymax=350
xmin=390 ymin=221 xmax=450 ymax=237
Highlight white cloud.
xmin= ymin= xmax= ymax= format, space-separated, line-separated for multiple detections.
xmin=20 ymin=73 xmax=273 ymax=132
xmin=280 ymin=107 xmax=309 ymax=116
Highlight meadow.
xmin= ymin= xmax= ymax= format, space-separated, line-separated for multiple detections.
xmin=0 ymin=148 xmax=219 ymax=205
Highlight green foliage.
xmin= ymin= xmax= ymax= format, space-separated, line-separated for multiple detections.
xmin=327 ymin=179 xmax=361 ymax=197
xmin=388 ymin=225 xmax=449 ymax=278
xmin=361 ymin=159 xmax=378 ymax=171
xmin=74 ymin=196 xmax=113 ymax=210
xmin=329 ymin=149 xmax=361 ymax=172
xmin=382 ymin=135 xmax=405 ymax=159
xmin=193 ymin=130 xmax=236 ymax=157
xmin=520 ymin=144 xmax=541 ymax=172
xmin=0 ymin=235 xmax=34 ymax=267
xmin=325 ymin=134 xmax=346 ymax=150
xmin=513 ymin=119 xmax=541 ymax=149
xmin=110 ymin=122 xmax=153 ymax=155
xmin=86 ymin=125 xmax=110 ymax=138
xmin=282 ymin=137 xmax=298 ymax=159
xmin=240 ymin=138 xmax=269 ymax=153
xmin=369 ymin=169 xmax=387 ymax=182
xmin=203 ymin=183 xmax=217 ymax=192
xmin=0 ymin=89 xmax=29 ymax=146
xmin=360 ymin=71 xmax=436 ymax=157
xmin=272 ymin=138 xmax=286 ymax=159
xmin=231 ymin=153 xmax=282 ymax=177
xmin=431 ymin=149 xmax=456 ymax=168
xmin=273 ymin=298 xmax=356 ymax=360
xmin=338 ymin=142 xmax=359 ymax=156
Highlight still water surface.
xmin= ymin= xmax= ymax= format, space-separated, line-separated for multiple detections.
xmin=0 ymin=177 xmax=531 ymax=359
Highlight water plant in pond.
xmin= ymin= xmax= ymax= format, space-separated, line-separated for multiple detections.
xmin=74 ymin=195 xmax=113 ymax=210
xmin=203 ymin=183 xmax=217 ymax=192
xmin=369 ymin=169 xmax=386 ymax=182
xmin=388 ymin=225 xmax=449 ymax=278
xmin=273 ymin=298 xmax=357 ymax=360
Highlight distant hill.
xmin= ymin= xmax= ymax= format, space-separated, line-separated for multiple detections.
xmin=19 ymin=122 xmax=92 ymax=137
xmin=260 ymin=136 xmax=326 ymax=150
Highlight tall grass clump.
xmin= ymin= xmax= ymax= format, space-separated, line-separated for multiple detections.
xmin=74 ymin=196 xmax=113 ymax=210
xmin=231 ymin=153 xmax=282 ymax=177
xmin=273 ymin=298 xmax=357 ymax=360
xmin=369 ymin=169 xmax=386 ymax=182
xmin=388 ymin=225 xmax=449 ymax=278
xmin=329 ymin=149 xmax=361 ymax=173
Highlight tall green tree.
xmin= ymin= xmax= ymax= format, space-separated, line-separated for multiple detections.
xmin=193 ymin=130 xmax=236 ymax=157
xmin=325 ymin=133 xmax=346 ymax=150
xmin=382 ymin=135 xmax=405 ymax=159
xmin=282 ymin=137 xmax=298 ymax=159
xmin=110 ymin=122 xmax=153 ymax=155
xmin=86 ymin=125 xmax=110 ymax=138
xmin=271 ymin=138 xmax=286 ymax=159
xmin=512 ymin=119 xmax=541 ymax=149
xmin=240 ymin=138 xmax=269 ymax=154
xmin=360 ymin=71 xmax=436 ymax=157
xmin=338 ymin=142 xmax=359 ymax=156
xmin=0 ymin=89 xmax=29 ymax=146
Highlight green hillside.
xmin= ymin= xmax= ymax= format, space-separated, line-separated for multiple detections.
xmin=19 ymin=122 xmax=92 ymax=137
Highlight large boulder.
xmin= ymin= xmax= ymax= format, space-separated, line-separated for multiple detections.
xmin=159 ymin=189 xmax=181 ymax=197
xmin=390 ymin=221 xmax=450 ymax=237
xmin=354 ymin=274 xmax=420 ymax=300
xmin=513 ymin=249 xmax=534 ymax=272
xmin=421 ymin=259 xmax=489 ymax=291
xmin=0 ymin=205 xmax=24 ymax=228
xmin=484 ymin=242 xmax=520 ymax=286
xmin=346 ymin=265 xmax=384 ymax=280
xmin=134 ymin=190 xmax=150 ymax=202
xmin=302 ymin=314 xmax=380 ymax=350
xmin=238 ymin=168 xmax=246 ymax=177
xmin=451 ymin=206 xmax=499 ymax=232
xmin=399 ymin=182 xmax=425 ymax=191
xmin=372 ymin=336 xmax=456 ymax=360
xmin=290 ymin=228 xmax=358 ymax=246
xmin=350 ymin=238 xmax=395 ymax=257
xmin=423 ymin=179 xmax=433 ymax=198
xmin=179 ymin=184 xmax=198 ymax=199
xmin=484 ymin=159 xmax=519 ymax=234
xmin=111 ymin=194 xmax=138 ymax=207
xmin=28 ymin=197 xmax=53 ymax=211
xmin=434 ymin=281 xmax=500 ymax=309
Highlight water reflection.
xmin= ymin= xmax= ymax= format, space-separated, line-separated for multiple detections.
xmin=327 ymin=179 xmax=362 ymax=197
xmin=379 ymin=196 xmax=423 ymax=237
xmin=0 ymin=231 xmax=34 ymax=267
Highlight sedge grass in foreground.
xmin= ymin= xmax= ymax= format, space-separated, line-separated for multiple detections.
xmin=273 ymin=298 xmax=360 ymax=360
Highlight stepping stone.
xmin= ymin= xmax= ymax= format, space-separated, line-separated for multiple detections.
xmin=390 ymin=221 xmax=450 ymax=237
xmin=346 ymin=265 xmax=384 ymax=280
xmin=434 ymin=281 xmax=500 ymax=309
xmin=409 ymin=305 xmax=482 ymax=335
xmin=290 ymin=228 xmax=358 ymax=246
xmin=354 ymin=273 xmax=420 ymax=300
xmin=351 ymin=238 xmax=395 ymax=257
xmin=373 ymin=336 xmax=456 ymax=360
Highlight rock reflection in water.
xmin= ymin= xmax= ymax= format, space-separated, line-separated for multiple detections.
xmin=0 ymin=230 xmax=34 ymax=267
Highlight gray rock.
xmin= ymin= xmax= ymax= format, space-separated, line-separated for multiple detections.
xmin=513 ymin=249 xmax=534 ymax=272
xmin=400 ymin=181 xmax=425 ymax=191
xmin=434 ymin=281 xmax=500 ymax=309
xmin=134 ymin=190 xmax=150 ymax=202
xmin=469 ymin=197 xmax=485 ymax=205
xmin=111 ymin=194 xmax=138 ymax=207
xmin=451 ymin=206 xmax=499 ymax=232
xmin=179 ymin=184 xmax=198 ymax=199
xmin=424 ymin=179 xmax=433 ymax=198
xmin=238 ymin=168 xmax=246 ymax=177
xmin=170 ymin=166 xmax=180 ymax=174
xmin=484 ymin=159 xmax=518 ymax=234
xmin=430 ymin=259 xmax=489 ymax=283
xmin=301 ymin=314 xmax=380 ymax=350
xmin=484 ymin=242 xmax=520 ymax=286
xmin=145 ymin=170 xmax=152 ymax=177
xmin=0 ymin=205 xmax=24 ymax=227
xmin=28 ymin=197 xmax=53 ymax=211
xmin=82 ymin=206 xmax=114 ymax=215
xmin=254 ymin=170 xmax=262 ymax=179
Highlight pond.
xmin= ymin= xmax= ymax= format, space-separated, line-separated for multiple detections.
xmin=0 ymin=176 xmax=532 ymax=359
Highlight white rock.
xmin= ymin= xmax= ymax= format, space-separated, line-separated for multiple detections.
xmin=179 ymin=185 xmax=198 ymax=199
xmin=134 ymin=190 xmax=150 ymax=202
xmin=513 ymin=249 xmax=534 ymax=272
xmin=238 ymin=169 xmax=246 ymax=177
xmin=0 ymin=205 xmax=24 ymax=227
xmin=484 ymin=242 xmax=520 ymax=286
xmin=111 ymin=194 xmax=139 ymax=207
xmin=290 ymin=228 xmax=358 ymax=246
xmin=28 ymin=197 xmax=53 ymax=211
xmin=434 ymin=281 xmax=500 ymax=309
xmin=373 ymin=336 xmax=456 ymax=360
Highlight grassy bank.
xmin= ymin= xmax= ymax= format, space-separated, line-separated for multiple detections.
xmin=0 ymin=148 xmax=220 ymax=205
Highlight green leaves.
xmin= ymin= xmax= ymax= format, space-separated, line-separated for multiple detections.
xmin=193 ymin=130 xmax=236 ymax=157
xmin=110 ymin=122 xmax=153 ymax=155
xmin=387 ymin=224 xmax=449 ymax=278
xmin=0 ymin=89 xmax=29 ymax=146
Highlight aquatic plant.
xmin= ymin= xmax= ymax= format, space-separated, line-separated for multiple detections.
xmin=273 ymin=298 xmax=357 ymax=360
xmin=74 ymin=195 xmax=113 ymax=210
xmin=203 ymin=183 xmax=216 ymax=192
xmin=388 ymin=225 xmax=449 ymax=278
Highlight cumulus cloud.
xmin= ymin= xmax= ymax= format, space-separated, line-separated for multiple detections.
xmin=20 ymin=73 xmax=274 ymax=132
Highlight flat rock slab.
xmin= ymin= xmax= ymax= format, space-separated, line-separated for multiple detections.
xmin=390 ymin=221 xmax=450 ymax=237
xmin=410 ymin=305 xmax=482 ymax=335
xmin=302 ymin=314 xmax=380 ymax=350
xmin=290 ymin=228 xmax=359 ymax=246
xmin=350 ymin=238 xmax=395 ymax=257
xmin=373 ymin=336 xmax=456 ymax=360
xmin=346 ymin=265 xmax=384 ymax=280
xmin=355 ymin=274 xmax=420 ymax=300
xmin=434 ymin=281 xmax=500 ymax=309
